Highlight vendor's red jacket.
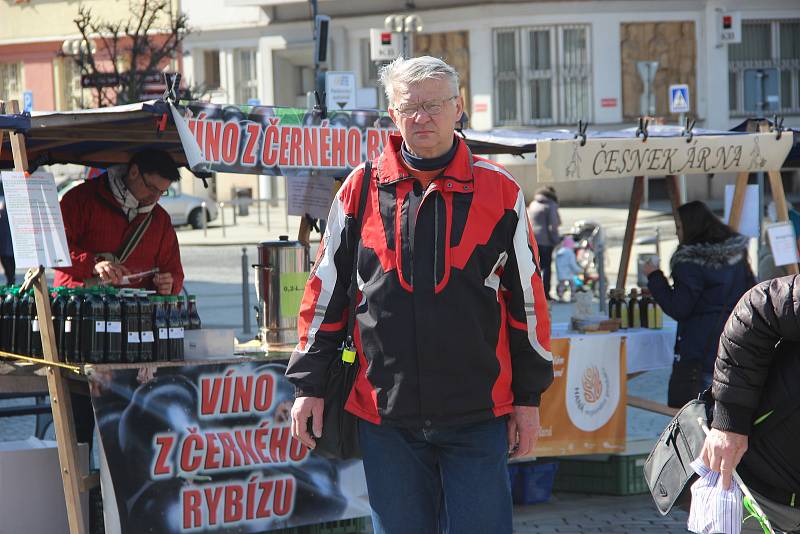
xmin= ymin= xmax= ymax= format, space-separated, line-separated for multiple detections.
xmin=286 ymin=135 xmax=554 ymax=428
xmin=54 ymin=174 xmax=184 ymax=294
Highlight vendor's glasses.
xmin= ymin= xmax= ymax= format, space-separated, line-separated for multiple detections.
xmin=141 ymin=175 xmax=170 ymax=197
xmin=395 ymin=96 xmax=458 ymax=118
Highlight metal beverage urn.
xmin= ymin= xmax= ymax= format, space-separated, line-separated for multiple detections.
xmin=253 ymin=236 xmax=310 ymax=346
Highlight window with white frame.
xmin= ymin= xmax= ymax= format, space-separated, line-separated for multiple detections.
xmin=494 ymin=25 xmax=591 ymax=126
xmin=0 ymin=62 xmax=22 ymax=104
xmin=58 ymin=57 xmax=83 ymax=110
xmin=234 ymin=48 xmax=258 ymax=104
xmin=729 ymin=19 xmax=800 ymax=116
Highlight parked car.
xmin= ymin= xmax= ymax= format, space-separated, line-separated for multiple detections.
xmin=57 ymin=179 xmax=218 ymax=229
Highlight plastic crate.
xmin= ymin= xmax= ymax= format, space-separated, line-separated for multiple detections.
xmin=271 ymin=516 xmax=369 ymax=534
xmin=552 ymin=453 xmax=648 ymax=496
xmin=509 ymin=461 xmax=559 ymax=505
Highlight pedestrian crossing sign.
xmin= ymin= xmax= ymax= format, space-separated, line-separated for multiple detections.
xmin=669 ymin=84 xmax=690 ymax=114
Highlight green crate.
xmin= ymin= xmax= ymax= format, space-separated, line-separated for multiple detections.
xmin=552 ymin=453 xmax=649 ymax=496
xmin=271 ymin=516 xmax=369 ymax=534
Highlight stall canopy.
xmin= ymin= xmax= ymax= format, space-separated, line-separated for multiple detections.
xmin=1 ymin=99 xmax=798 ymax=174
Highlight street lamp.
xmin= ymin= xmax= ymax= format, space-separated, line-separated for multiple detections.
xmin=384 ymin=14 xmax=423 ymax=58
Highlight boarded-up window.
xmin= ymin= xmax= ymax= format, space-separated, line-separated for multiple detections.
xmin=620 ymin=22 xmax=696 ymax=120
xmin=414 ymin=31 xmax=470 ymax=113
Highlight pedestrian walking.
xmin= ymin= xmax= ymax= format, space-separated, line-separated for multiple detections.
xmin=527 ymin=186 xmax=561 ymax=299
xmin=287 ymin=56 xmax=554 ymax=534
xmin=644 ymin=201 xmax=755 ymax=408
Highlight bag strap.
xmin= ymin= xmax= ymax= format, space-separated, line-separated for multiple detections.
xmin=115 ymin=210 xmax=155 ymax=263
xmin=343 ymin=161 xmax=372 ymax=351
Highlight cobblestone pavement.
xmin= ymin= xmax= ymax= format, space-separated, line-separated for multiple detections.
xmin=513 ymin=493 xmax=689 ymax=533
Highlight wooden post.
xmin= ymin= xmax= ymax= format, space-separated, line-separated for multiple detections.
xmin=33 ymin=274 xmax=87 ymax=533
xmin=728 ymin=171 xmax=750 ymax=232
xmin=759 ymin=123 xmax=800 ymax=275
xmin=7 ymin=101 xmax=29 ymax=173
xmin=6 ymin=101 xmax=87 ymax=534
xmin=616 ymin=176 xmax=645 ymax=291
xmin=728 ymin=119 xmax=761 ymax=233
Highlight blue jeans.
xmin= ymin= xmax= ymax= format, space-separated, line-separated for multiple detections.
xmin=358 ymin=417 xmax=513 ymax=534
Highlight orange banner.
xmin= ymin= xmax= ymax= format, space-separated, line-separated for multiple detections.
xmin=532 ymin=336 xmax=627 ymax=457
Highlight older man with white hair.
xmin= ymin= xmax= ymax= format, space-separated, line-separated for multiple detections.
xmin=287 ymin=56 xmax=553 ymax=533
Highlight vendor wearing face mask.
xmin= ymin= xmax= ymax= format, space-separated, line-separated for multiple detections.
xmin=54 ymin=149 xmax=184 ymax=295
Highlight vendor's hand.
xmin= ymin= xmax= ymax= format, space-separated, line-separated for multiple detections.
xmin=153 ymin=272 xmax=173 ymax=295
xmin=94 ymin=260 xmax=130 ymax=286
xmin=643 ymin=260 xmax=658 ymax=276
xmin=291 ymin=396 xmax=324 ymax=450
xmin=507 ymin=405 xmax=540 ymax=459
xmin=701 ymin=428 xmax=748 ymax=490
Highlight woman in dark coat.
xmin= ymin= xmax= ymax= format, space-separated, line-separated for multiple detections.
xmin=644 ymin=201 xmax=756 ymax=407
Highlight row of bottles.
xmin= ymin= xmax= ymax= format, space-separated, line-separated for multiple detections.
xmin=608 ymin=288 xmax=662 ymax=329
xmin=0 ymin=286 xmax=201 ymax=364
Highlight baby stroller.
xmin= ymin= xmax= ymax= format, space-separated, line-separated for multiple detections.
xmin=559 ymin=220 xmax=607 ymax=298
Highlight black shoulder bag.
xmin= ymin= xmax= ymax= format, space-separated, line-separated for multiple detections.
xmin=310 ymin=161 xmax=371 ymax=461
xmin=646 ymin=340 xmax=800 ymax=515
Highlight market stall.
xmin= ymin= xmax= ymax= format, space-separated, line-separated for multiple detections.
xmin=535 ymin=118 xmax=796 ymax=425
xmin=0 ymin=97 xmax=400 ymax=534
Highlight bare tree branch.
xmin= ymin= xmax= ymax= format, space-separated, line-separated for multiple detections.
xmin=69 ymin=0 xmax=190 ymax=107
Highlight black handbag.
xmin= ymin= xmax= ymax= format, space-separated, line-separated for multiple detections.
xmin=310 ymin=161 xmax=371 ymax=461
xmin=644 ymin=389 xmax=713 ymax=515
xmin=646 ymin=341 xmax=800 ymax=516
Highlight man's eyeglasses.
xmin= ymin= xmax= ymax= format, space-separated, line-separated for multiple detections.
xmin=141 ymin=175 xmax=169 ymax=197
xmin=395 ymin=96 xmax=458 ymax=118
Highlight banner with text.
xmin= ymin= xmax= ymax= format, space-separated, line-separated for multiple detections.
xmin=533 ymin=337 xmax=627 ymax=457
xmin=172 ymin=102 xmax=397 ymax=177
xmin=90 ymin=361 xmax=369 ymax=533
xmin=536 ymin=132 xmax=794 ymax=182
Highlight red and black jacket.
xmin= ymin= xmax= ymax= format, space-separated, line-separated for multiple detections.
xmin=286 ymin=135 xmax=553 ymax=428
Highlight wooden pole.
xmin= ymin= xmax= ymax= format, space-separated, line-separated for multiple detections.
xmin=6 ymin=100 xmax=87 ymax=534
xmin=7 ymin=101 xmax=29 ymax=173
xmin=728 ymin=171 xmax=750 ymax=232
xmin=759 ymin=123 xmax=800 ymax=275
xmin=616 ymin=176 xmax=645 ymax=291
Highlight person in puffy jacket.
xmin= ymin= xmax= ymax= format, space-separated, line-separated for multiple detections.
xmin=701 ymin=276 xmax=800 ymax=533
xmin=644 ymin=201 xmax=755 ymax=407
xmin=527 ymin=187 xmax=561 ymax=299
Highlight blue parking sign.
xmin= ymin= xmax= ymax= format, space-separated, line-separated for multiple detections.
xmin=22 ymin=90 xmax=33 ymax=112
xmin=669 ymin=84 xmax=690 ymax=114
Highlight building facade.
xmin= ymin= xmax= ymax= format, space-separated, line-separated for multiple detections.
xmin=0 ymin=0 xmax=182 ymax=112
xmin=209 ymin=0 xmax=799 ymax=204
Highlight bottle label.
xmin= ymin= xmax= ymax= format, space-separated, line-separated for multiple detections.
xmin=106 ymin=321 xmax=122 ymax=333
xmin=95 ymin=320 xmax=106 ymax=332
xmin=169 ymin=327 xmax=185 ymax=339
xmin=158 ymin=328 xmax=169 ymax=340
xmin=32 ymin=319 xmax=39 ymax=332
xmin=141 ymin=331 xmax=155 ymax=343
xmin=127 ymin=332 xmax=141 ymax=343
xmin=65 ymin=319 xmax=72 ymax=333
